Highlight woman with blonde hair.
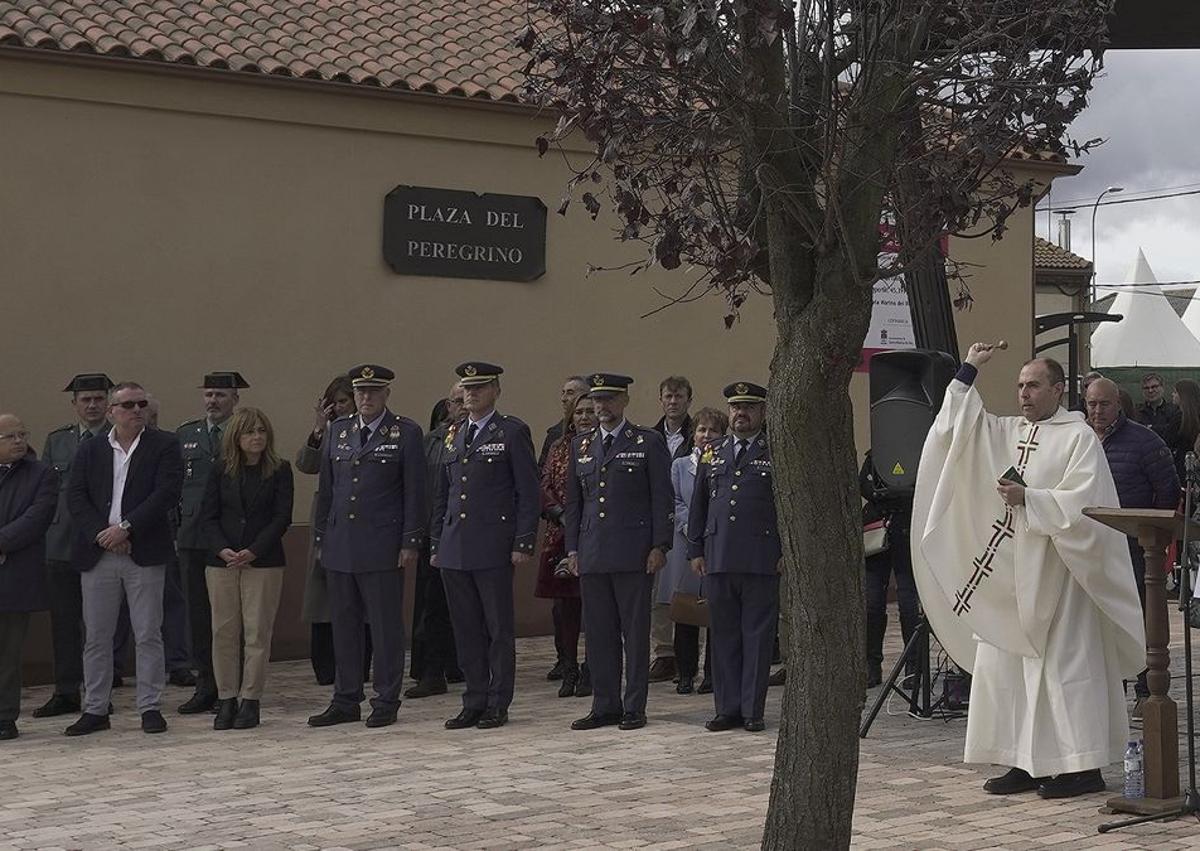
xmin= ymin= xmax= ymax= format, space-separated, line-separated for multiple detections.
xmin=201 ymin=407 xmax=294 ymax=730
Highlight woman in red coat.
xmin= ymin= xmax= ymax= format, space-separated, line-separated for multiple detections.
xmin=535 ymin=395 xmax=597 ymax=697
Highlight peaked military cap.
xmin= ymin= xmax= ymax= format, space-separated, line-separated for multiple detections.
xmin=201 ymin=371 xmax=250 ymax=389
xmin=585 ymin=372 xmax=634 ymax=396
xmin=455 ymin=361 xmax=504 ymax=386
xmin=63 ymin=373 xmax=114 ymax=393
xmin=348 ymin=364 xmax=394 ymax=388
xmin=724 ymin=381 xmax=768 ymax=403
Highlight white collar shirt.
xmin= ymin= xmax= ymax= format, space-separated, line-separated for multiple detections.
xmin=600 ymin=419 xmax=628 ymax=443
xmin=664 ymin=424 xmax=686 ymax=456
xmin=358 ymin=410 xmax=388 ymax=441
xmin=107 ymin=428 xmax=144 ymax=525
xmin=466 ymin=409 xmax=497 ymax=441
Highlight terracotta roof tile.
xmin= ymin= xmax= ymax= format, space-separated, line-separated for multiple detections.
xmin=1034 ymin=236 xmax=1092 ymax=272
xmin=0 ymin=0 xmax=533 ymax=102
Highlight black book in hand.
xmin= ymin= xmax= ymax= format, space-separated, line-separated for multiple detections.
xmin=999 ymin=465 xmax=1026 ymax=487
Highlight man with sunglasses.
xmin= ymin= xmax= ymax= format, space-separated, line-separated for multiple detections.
xmin=64 ymin=383 xmax=183 ymax=736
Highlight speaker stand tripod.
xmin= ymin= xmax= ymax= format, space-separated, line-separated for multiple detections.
xmin=860 ymin=615 xmax=956 ymax=738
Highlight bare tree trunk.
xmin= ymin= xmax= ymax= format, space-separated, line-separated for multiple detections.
xmin=762 ymin=264 xmax=871 ymax=850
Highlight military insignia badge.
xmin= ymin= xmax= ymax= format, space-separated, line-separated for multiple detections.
xmin=592 ymin=374 xmax=604 ymax=386
xmin=445 ymin=422 xmax=458 ymax=450
xmin=464 ymin=364 xmax=478 ymax=377
xmin=636 ymin=435 xmax=644 ymax=444
xmin=624 ymin=429 xmax=632 ymax=438
xmin=736 ymin=382 xmax=749 ymax=395
xmin=360 ymin=366 xmax=375 ymax=380
xmin=339 ymin=430 xmax=347 ymax=439
xmin=700 ymin=446 xmax=715 ymax=464
xmin=390 ymin=424 xmax=401 ymax=439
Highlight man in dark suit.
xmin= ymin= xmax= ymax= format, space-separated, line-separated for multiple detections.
xmin=688 ymin=382 xmax=781 ymax=733
xmin=308 ymin=364 xmax=425 ymax=729
xmin=0 ymin=415 xmax=59 ymax=741
xmin=432 ymin=362 xmax=540 ymax=730
xmin=565 ymin=373 xmax=673 ymax=731
xmin=65 ymin=382 xmax=184 ymax=736
xmin=33 ymin=373 xmax=112 ymax=719
xmin=176 ymin=371 xmax=248 ymax=714
xmin=650 ymin=375 xmax=695 ymax=683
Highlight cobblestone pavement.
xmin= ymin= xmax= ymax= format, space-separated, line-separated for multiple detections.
xmin=3 ymin=629 xmax=1199 ymax=850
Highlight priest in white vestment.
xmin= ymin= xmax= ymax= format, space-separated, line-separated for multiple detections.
xmin=912 ymin=344 xmax=1146 ymax=799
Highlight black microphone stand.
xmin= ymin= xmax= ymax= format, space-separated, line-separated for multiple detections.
xmin=1100 ymin=451 xmax=1200 ymax=832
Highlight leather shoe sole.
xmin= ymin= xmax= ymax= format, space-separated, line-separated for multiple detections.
xmin=705 ymin=715 xmax=744 ymax=732
xmin=618 ymin=714 xmax=647 ymax=731
xmin=1037 ymin=771 xmax=1105 ymax=799
xmin=983 ymin=769 xmax=1044 ymax=795
xmin=743 ymin=718 xmax=765 ymax=732
xmin=571 ymin=712 xmax=622 ymax=731
xmin=364 ymin=710 xmax=397 ymax=728
xmin=307 ymin=707 xmax=361 ymax=727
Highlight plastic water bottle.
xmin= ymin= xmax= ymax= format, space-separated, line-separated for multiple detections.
xmin=1124 ymin=739 xmax=1144 ymax=799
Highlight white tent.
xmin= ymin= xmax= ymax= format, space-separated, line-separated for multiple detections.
xmin=1182 ymin=282 xmax=1200 ymax=345
xmin=1091 ymin=248 xmax=1200 ymax=368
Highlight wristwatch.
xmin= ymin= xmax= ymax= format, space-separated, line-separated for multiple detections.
xmin=119 ymin=519 xmax=132 ymax=532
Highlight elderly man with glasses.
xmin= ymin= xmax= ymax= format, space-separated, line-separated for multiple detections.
xmin=64 ymin=382 xmax=183 ymax=736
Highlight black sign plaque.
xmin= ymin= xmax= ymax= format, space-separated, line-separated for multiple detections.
xmin=383 ymin=186 xmax=547 ymax=282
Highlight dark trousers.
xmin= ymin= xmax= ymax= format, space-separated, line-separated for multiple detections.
xmin=553 ymin=596 xmax=583 ymax=669
xmin=865 ymin=526 xmax=920 ymax=670
xmin=706 ymin=573 xmax=779 ymax=720
xmin=123 ymin=555 xmax=190 ymax=677
xmin=0 ymin=612 xmax=30 ymax=722
xmin=409 ymin=548 xmax=459 ymax=682
xmin=674 ymin=624 xmax=711 ymax=681
xmin=442 ymin=565 xmax=515 ymax=712
xmin=1130 ymin=540 xmax=1149 ymax=698
xmin=46 ymin=559 xmax=83 ymax=696
xmin=310 ymin=622 xmax=374 ymax=684
xmin=580 ymin=572 xmax=652 ymax=716
xmin=180 ymin=548 xmax=214 ymax=692
xmin=327 ymin=569 xmax=406 ymax=712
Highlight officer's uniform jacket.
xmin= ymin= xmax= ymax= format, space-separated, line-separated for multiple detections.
xmin=430 ymin=412 xmax=540 ymax=571
xmin=564 ymin=421 xmax=673 ymax=574
xmin=43 ymin=422 xmax=110 ymax=563
xmin=686 ymin=434 xmax=781 ymax=574
xmin=176 ymin=417 xmax=222 ymax=550
xmin=314 ymin=410 xmax=425 ymax=574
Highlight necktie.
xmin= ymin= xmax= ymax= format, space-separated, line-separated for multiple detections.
xmin=211 ymin=426 xmax=221 ymax=448
xmin=359 ymin=426 xmax=370 ymax=448
xmin=80 ymin=429 xmax=93 ymax=442
xmin=466 ymin=423 xmax=479 ymax=447
xmin=735 ymin=439 xmax=748 ymax=465
xmin=603 ymin=433 xmax=614 ymax=455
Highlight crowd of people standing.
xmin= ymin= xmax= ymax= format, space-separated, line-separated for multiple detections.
xmin=0 ymin=365 xmax=786 ymax=741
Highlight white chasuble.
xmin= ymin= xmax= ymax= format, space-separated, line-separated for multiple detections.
xmin=912 ymin=377 xmax=1146 ymax=776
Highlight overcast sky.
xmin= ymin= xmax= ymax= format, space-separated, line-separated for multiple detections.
xmin=1037 ymin=50 xmax=1200 ymax=291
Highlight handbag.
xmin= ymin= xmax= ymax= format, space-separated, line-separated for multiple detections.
xmin=864 ymin=520 xmax=889 ymax=558
xmin=669 ymin=591 xmax=710 ymax=627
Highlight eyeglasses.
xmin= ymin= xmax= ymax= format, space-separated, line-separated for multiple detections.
xmin=0 ymin=431 xmax=28 ymax=442
xmin=113 ymin=400 xmax=150 ymax=410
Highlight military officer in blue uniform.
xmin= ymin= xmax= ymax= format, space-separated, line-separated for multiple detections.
xmin=176 ymin=371 xmax=248 ymax=714
xmin=564 ymin=373 xmax=673 ymax=731
xmin=32 ymin=374 xmax=113 ymax=718
xmin=688 ymin=382 xmax=780 ymax=733
xmin=308 ymin=364 xmax=425 ymax=729
xmin=431 ymin=362 xmax=540 ymax=730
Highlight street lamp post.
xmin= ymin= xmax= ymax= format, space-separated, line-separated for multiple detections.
xmin=1090 ymin=185 xmax=1125 ymax=306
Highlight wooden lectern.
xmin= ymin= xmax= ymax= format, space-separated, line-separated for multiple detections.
xmin=1084 ymin=507 xmax=1200 ymax=815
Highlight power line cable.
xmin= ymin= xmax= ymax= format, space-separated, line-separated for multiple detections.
xmin=1044 ymin=188 xmax=1200 ymax=213
xmin=1041 ymin=181 xmax=1200 ymax=210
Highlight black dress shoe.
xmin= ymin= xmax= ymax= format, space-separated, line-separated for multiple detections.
xmin=676 ymin=677 xmax=695 ymax=695
xmin=983 ymin=767 xmax=1044 ymax=795
xmin=404 ymin=678 xmax=448 ymax=699
xmin=141 ymin=710 xmax=168 ymax=734
xmin=1037 ymin=769 xmax=1105 ymax=799
xmin=178 ymin=690 xmax=217 ymax=715
xmin=364 ymin=707 xmax=398 ymax=728
xmin=705 ymin=714 xmax=744 ymax=732
xmin=697 ymin=678 xmax=713 ymax=695
xmin=477 ymin=709 xmax=509 ymax=729
xmin=446 ymin=669 xmax=465 ymax=684
xmin=744 ymin=718 xmax=766 ymax=732
xmin=768 ymin=667 xmax=787 ymax=687
xmin=168 ymin=669 xmax=197 ymax=687
xmin=33 ymin=693 xmax=81 ymax=718
xmin=571 ymin=711 xmax=622 ymax=730
xmin=315 ymin=674 xmax=335 ymax=687
xmin=233 ymin=699 xmax=260 ymax=730
xmin=307 ymin=704 xmax=361 ymax=727
xmin=618 ymin=712 xmax=647 ymax=731
xmin=574 ymin=664 xmax=592 ymax=698
xmin=546 ymin=660 xmax=564 ymax=681
xmin=866 ymin=662 xmax=883 ymax=689
xmin=648 ymin=657 xmax=677 ymax=683
xmin=445 ymin=708 xmax=485 ymax=729
xmin=65 ymin=713 xmax=111 ymax=736
xmin=213 ymin=699 xmax=237 ymax=731
xmin=0 ymin=720 xmax=17 ymax=741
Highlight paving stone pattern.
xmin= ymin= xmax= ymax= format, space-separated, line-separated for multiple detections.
xmin=3 ymin=628 xmax=1199 ymax=849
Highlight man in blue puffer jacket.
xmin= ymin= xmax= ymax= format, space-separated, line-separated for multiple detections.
xmin=1086 ymin=377 xmax=1179 ymax=714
